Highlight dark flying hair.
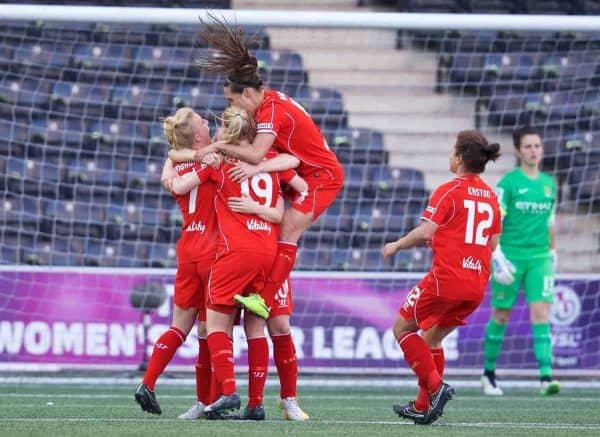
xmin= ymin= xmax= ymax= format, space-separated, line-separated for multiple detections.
xmin=197 ymin=12 xmax=263 ymax=93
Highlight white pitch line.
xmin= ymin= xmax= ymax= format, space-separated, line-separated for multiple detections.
xmin=0 ymin=418 xmax=599 ymax=430
xmin=2 ymin=393 xmax=600 ymax=402
xmin=2 ymin=377 xmax=600 ymax=389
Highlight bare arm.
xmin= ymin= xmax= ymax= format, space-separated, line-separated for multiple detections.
xmin=214 ymin=133 xmax=275 ymax=165
xmin=382 ymin=220 xmax=438 ymax=262
xmin=228 ymin=194 xmax=284 ymax=224
xmin=228 ymin=153 xmax=301 ymax=182
xmin=168 ymin=148 xmax=197 ymax=163
xmin=287 ymin=174 xmax=308 ymax=195
xmin=491 ymin=234 xmax=500 ymax=252
xmin=161 ymin=158 xmax=176 ymax=191
xmin=171 ymin=171 xmax=201 ymax=196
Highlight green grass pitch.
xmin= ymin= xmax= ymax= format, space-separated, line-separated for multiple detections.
xmin=1 ymin=382 xmax=599 ymax=436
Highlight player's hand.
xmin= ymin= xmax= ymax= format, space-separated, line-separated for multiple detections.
xmin=492 ymin=247 xmax=516 ymax=285
xmin=228 ymin=193 xmax=258 ymax=214
xmin=202 ymin=152 xmax=222 ymax=168
xmin=382 ymin=242 xmax=399 ymax=263
xmin=229 ymin=161 xmax=260 ymax=183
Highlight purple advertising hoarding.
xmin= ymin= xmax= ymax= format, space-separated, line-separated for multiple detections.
xmin=0 ymin=268 xmax=598 ymax=371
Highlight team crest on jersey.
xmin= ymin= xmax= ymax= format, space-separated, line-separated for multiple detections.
xmin=544 ymin=186 xmax=552 ymax=197
xmin=294 ymin=190 xmax=308 ymax=205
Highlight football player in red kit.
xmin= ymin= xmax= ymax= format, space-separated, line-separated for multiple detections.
xmin=135 ymin=108 xmax=218 ymax=417
xmin=383 ymin=130 xmax=502 ymax=425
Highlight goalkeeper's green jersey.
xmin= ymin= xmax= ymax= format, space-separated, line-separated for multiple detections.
xmin=496 ymin=167 xmax=556 ymax=259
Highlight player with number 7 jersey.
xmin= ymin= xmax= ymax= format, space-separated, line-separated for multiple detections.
xmin=383 ymin=130 xmax=502 ymax=425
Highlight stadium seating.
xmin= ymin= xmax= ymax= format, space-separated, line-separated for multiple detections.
xmin=0 ymin=8 xmax=438 ymax=272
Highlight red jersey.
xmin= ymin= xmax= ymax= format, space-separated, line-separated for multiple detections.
xmin=172 ymin=161 xmax=219 ymax=263
xmin=194 ymin=158 xmax=297 ymax=256
xmin=255 ymin=88 xmax=343 ymax=181
xmin=421 ymin=174 xmax=502 ymax=300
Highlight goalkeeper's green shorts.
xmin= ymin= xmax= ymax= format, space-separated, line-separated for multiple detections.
xmin=491 ymin=255 xmax=554 ymax=309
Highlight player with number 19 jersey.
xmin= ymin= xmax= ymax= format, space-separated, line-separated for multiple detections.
xmin=171 ymin=161 xmax=219 ymax=316
xmin=255 ymin=89 xmax=343 ymax=219
xmin=193 ymin=157 xmax=297 ymax=309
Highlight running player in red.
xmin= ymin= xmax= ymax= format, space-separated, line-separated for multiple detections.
xmin=134 ymin=108 xmax=218 ymax=417
xmin=169 ymin=14 xmax=344 ymax=323
xmin=382 ymin=130 xmax=502 ymax=425
xmin=169 ymin=106 xmax=307 ymax=419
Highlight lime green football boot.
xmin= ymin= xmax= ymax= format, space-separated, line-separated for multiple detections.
xmin=234 ymin=293 xmax=270 ymax=319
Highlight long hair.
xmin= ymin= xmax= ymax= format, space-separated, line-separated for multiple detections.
xmin=455 ymin=130 xmax=501 ymax=174
xmin=162 ymin=107 xmax=196 ymax=150
xmin=219 ymin=106 xmax=255 ymax=144
xmin=196 ymin=12 xmax=263 ymax=92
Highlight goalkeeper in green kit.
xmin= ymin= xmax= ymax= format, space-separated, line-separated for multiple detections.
xmin=481 ymin=127 xmax=560 ymax=397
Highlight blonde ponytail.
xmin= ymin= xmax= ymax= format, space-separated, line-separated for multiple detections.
xmin=220 ymin=106 xmax=255 ymax=144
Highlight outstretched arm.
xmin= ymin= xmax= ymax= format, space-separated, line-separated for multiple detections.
xmin=161 ymin=158 xmax=176 ymax=191
xmin=382 ymin=220 xmax=438 ymax=262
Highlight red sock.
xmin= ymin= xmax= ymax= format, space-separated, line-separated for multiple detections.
xmin=431 ymin=347 xmax=445 ymax=379
xmin=263 ymin=242 xmax=297 ymax=308
xmin=195 ymin=338 xmax=212 ymax=405
xmin=398 ymin=333 xmax=441 ymax=393
xmin=247 ymin=337 xmax=269 ymax=408
xmin=414 ymin=382 xmax=429 ymax=412
xmin=209 ymin=367 xmax=221 ymax=403
xmin=207 ymin=332 xmax=236 ymax=396
xmin=272 ymin=333 xmax=298 ymax=399
xmin=142 ymin=326 xmax=185 ymax=391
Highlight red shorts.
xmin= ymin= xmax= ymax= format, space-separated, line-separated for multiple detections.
xmin=207 ymin=251 xmax=276 ymax=312
xmin=292 ymin=171 xmax=343 ymax=220
xmin=174 ymin=259 xmax=213 ymax=321
xmin=398 ymin=281 xmax=482 ymax=330
xmin=268 ymin=277 xmax=293 ymax=317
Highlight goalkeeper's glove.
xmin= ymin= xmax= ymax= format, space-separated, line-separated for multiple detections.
xmin=492 ymin=247 xmax=516 ymax=285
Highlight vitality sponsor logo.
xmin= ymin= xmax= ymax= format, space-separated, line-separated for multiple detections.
xmin=246 ymin=218 xmax=272 ymax=233
xmin=462 ymin=256 xmax=482 ymax=272
xmin=185 ymin=220 xmax=206 ymax=233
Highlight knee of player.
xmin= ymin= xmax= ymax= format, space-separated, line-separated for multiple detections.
xmin=267 ymin=316 xmax=290 ymax=336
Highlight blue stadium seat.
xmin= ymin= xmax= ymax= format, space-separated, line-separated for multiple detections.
xmin=73 ymin=43 xmax=135 ymax=72
xmin=51 ymin=81 xmax=112 ymax=116
xmin=1 ymin=195 xmax=41 ymax=233
xmin=30 ymin=116 xmax=87 ymax=146
xmin=171 ymin=83 xmax=227 ymax=114
xmin=134 ymin=46 xmax=192 ymax=74
xmin=0 ymin=77 xmax=52 ymax=107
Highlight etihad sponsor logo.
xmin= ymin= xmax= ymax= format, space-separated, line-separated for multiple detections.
xmin=246 ymin=218 xmax=272 ymax=233
xmin=468 ymin=187 xmax=491 ymax=198
xmin=185 ymin=220 xmax=206 ymax=233
xmin=515 ymin=201 xmax=552 ymax=214
xmin=256 ymin=122 xmax=274 ymax=130
xmin=462 ymin=256 xmax=482 ymax=272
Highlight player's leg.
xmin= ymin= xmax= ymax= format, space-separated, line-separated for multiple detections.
xmin=179 ymin=320 xmax=211 ymax=420
xmin=524 ymin=257 xmax=559 ymax=395
xmin=135 ymin=304 xmax=197 ymax=415
xmin=241 ymin=312 xmax=268 ymax=420
xmin=204 ymin=307 xmax=241 ymax=413
xmin=482 ymin=262 xmax=523 ymax=395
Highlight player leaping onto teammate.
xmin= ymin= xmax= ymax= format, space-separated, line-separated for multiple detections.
xmin=383 ymin=131 xmax=501 ymax=425
xmin=169 ymin=13 xmax=344 ymax=320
